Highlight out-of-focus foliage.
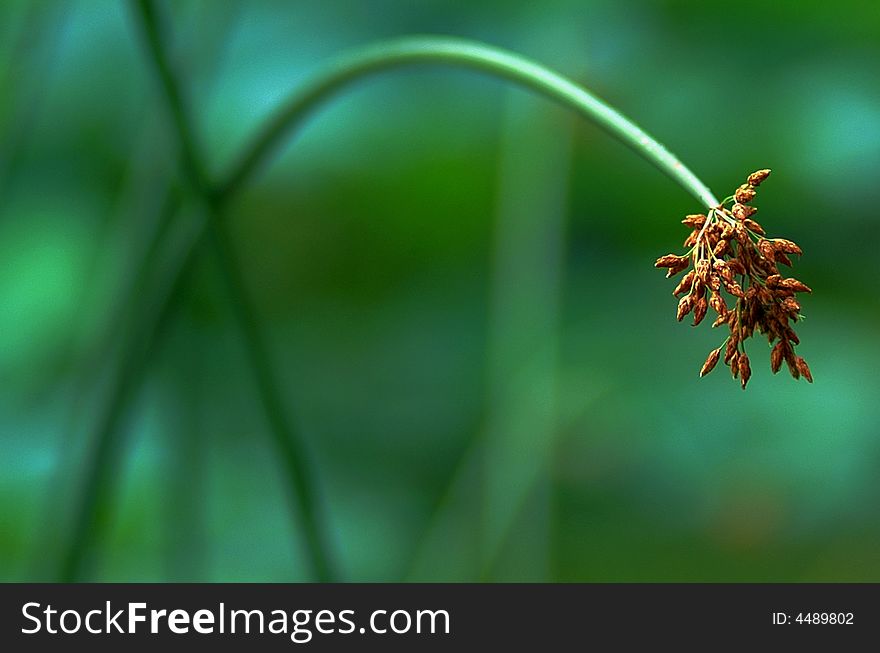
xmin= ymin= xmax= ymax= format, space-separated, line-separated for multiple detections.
xmin=1 ymin=0 xmax=878 ymax=581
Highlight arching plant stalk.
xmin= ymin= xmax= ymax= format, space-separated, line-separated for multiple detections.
xmin=219 ymin=36 xmax=718 ymax=207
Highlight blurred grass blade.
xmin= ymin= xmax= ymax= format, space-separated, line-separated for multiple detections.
xmin=0 ymin=1 xmax=66 ymax=195
xmin=59 ymin=202 xmax=208 ymax=580
xmin=162 ymin=315 xmax=207 ymax=581
xmin=408 ymin=50 xmax=576 ymax=579
xmin=480 ymin=90 xmax=572 ymax=579
xmin=406 ymin=436 xmax=485 ymax=581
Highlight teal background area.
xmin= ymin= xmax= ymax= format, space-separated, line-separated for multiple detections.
xmin=1 ymin=0 xmax=878 ymax=581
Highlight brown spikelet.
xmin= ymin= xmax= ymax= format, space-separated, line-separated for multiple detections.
xmin=692 ymin=297 xmax=708 ymax=326
xmin=677 ymin=295 xmax=693 ymax=321
xmin=700 ymin=348 xmax=721 ymax=377
xmin=778 ymin=278 xmax=812 ymax=293
xmin=785 ymin=350 xmax=800 ymax=379
xmin=770 ymin=342 xmax=784 ymax=374
xmin=780 ymin=297 xmax=801 ymax=314
xmin=723 ymin=279 xmax=744 ymax=298
xmin=713 ymin=260 xmax=731 ymax=280
xmin=709 ymin=291 xmax=727 ymax=315
xmin=681 ymin=214 xmax=707 ymax=228
xmin=695 ymin=259 xmax=711 ymax=283
xmin=738 ymin=352 xmax=751 ymax=389
xmin=726 ymin=259 xmax=746 ymax=276
xmin=747 ymin=169 xmax=771 ymax=186
xmin=796 ymin=357 xmax=813 ymax=383
xmin=743 ymin=218 xmax=765 ymax=235
xmin=735 ymin=184 xmax=757 ymax=204
xmin=731 ymin=202 xmax=757 ymax=220
xmin=672 ymin=270 xmax=695 ymax=296
xmin=655 ymin=254 xmax=685 ymax=268
xmin=757 ymin=238 xmax=775 ymax=260
xmin=727 ymin=310 xmax=737 ymax=328
xmin=773 ymin=238 xmax=803 ymax=256
xmin=774 ymin=251 xmax=794 ymax=267
xmin=724 ymin=338 xmax=738 ymax=364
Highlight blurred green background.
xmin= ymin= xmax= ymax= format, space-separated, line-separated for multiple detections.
xmin=1 ymin=0 xmax=878 ymax=582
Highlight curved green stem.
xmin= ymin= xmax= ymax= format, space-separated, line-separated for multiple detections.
xmin=220 ymin=36 xmax=718 ymax=207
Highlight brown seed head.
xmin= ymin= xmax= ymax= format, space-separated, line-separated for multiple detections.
xmin=657 ymin=169 xmax=809 ymax=390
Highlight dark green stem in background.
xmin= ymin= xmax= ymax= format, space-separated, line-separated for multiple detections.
xmin=132 ymin=0 xmax=336 ymax=581
xmin=133 ymin=0 xmax=210 ymax=194
xmin=206 ymin=223 xmax=334 ymax=582
xmin=65 ymin=3 xmax=721 ymax=581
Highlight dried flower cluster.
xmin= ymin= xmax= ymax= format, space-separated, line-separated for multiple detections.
xmin=654 ymin=169 xmax=812 ymax=389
